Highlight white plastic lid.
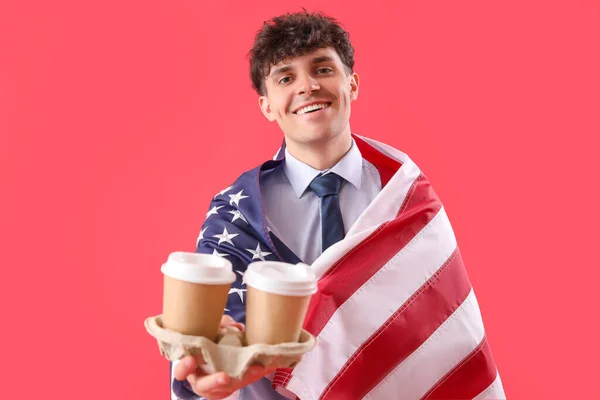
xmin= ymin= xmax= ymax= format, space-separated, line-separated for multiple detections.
xmin=160 ymin=251 xmax=236 ymax=285
xmin=244 ymin=261 xmax=318 ymax=296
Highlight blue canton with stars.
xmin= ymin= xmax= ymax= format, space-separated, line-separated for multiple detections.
xmin=194 ymin=158 xmax=302 ymax=325
xmin=172 ymin=155 xmax=304 ymax=400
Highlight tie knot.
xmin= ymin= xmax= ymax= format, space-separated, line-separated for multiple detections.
xmin=309 ymin=173 xmax=344 ymax=198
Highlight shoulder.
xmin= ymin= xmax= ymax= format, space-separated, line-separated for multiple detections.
xmin=259 ymin=161 xmax=287 ymax=190
xmin=217 ymin=159 xmax=284 ymax=199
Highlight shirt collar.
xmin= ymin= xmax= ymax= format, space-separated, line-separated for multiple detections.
xmin=283 ymin=138 xmax=363 ymax=198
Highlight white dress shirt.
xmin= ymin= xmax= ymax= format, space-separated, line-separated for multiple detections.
xmin=260 ymin=139 xmax=382 ymax=264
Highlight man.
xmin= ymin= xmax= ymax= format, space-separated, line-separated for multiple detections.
xmin=171 ymin=10 xmax=505 ymax=400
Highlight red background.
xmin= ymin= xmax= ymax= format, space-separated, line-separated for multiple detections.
xmin=1 ymin=1 xmax=599 ymax=398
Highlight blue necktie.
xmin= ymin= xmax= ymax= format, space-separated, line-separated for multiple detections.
xmin=309 ymin=173 xmax=345 ymax=252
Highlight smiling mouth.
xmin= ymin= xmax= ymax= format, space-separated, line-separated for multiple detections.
xmin=293 ymin=102 xmax=332 ymax=115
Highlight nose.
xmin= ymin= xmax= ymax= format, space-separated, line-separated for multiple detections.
xmin=295 ymin=73 xmax=320 ymax=95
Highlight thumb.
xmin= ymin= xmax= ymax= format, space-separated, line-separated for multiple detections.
xmin=173 ymin=356 xmax=197 ymax=381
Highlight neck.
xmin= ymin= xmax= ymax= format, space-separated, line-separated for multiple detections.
xmin=285 ymin=131 xmax=353 ymax=171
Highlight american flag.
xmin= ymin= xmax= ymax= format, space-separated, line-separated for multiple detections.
xmin=195 ymin=135 xmax=505 ymax=399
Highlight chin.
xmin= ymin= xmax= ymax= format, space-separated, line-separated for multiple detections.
xmin=297 ymin=129 xmax=338 ymax=145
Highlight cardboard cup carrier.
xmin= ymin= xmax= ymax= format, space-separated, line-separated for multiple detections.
xmin=145 ymin=252 xmax=317 ymax=379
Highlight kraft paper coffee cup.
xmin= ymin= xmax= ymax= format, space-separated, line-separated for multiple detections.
xmin=161 ymin=252 xmax=235 ymax=341
xmin=244 ymin=261 xmax=317 ymax=345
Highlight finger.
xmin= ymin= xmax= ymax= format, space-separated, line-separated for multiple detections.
xmin=267 ymin=355 xmax=282 ymax=373
xmin=220 ymin=321 xmax=245 ymax=331
xmin=220 ymin=315 xmax=245 ymax=331
xmin=173 ymin=356 xmax=197 ymax=381
xmin=201 ymin=389 xmax=241 ymax=400
xmin=198 ymin=367 xmax=264 ymax=399
xmin=186 ymin=368 xmax=207 ymax=390
xmin=193 ymin=372 xmax=232 ymax=395
xmin=240 ymin=364 xmax=269 ymax=385
xmin=234 ymin=322 xmax=245 ymax=330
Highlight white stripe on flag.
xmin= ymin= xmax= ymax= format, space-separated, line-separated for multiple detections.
xmin=473 ymin=371 xmax=506 ymax=400
xmin=310 ymin=224 xmax=381 ymax=280
xmin=311 ymin=154 xmax=420 ymax=280
xmin=364 ymin=289 xmax=485 ymax=400
xmin=346 ymin=157 xmax=421 ymax=237
xmin=288 ymin=207 xmax=457 ymax=399
xmin=356 ymin=134 xmax=413 ymax=165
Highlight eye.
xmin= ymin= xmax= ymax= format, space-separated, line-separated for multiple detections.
xmin=317 ymin=67 xmax=333 ymax=74
xmin=278 ymin=76 xmax=292 ymax=85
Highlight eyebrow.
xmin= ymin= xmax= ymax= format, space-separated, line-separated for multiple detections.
xmin=269 ymin=56 xmax=336 ymax=78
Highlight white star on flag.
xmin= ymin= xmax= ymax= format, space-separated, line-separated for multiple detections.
xmin=206 ymin=205 xmax=224 ymax=219
xmin=215 ymin=185 xmax=234 ymax=199
xmin=213 ymin=227 xmax=239 ymax=246
xmin=228 ymin=210 xmax=248 ymax=224
xmin=229 ymin=190 xmax=249 ymax=207
xmin=212 ymin=249 xmax=229 ymax=257
xmin=246 ymin=243 xmax=272 ymax=261
xmin=228 ymin=287 xmax=247 ymax=302
xmin=196 ymin=227 xmax=208 ymax=244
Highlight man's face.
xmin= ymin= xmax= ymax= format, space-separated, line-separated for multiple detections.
xmin=259 ymin=47 xmax=359 ymax=147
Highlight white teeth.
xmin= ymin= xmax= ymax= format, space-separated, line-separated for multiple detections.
xmin=296 ymin=103 xmax=329 ymax=115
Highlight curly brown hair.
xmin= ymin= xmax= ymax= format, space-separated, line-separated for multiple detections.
xmin=248 ymin=10 xmax=355 ymax=96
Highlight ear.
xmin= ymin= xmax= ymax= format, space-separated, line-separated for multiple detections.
xmin=258 ymin=96 xmax=276 ymax=122
xmin=349 ymin=72 xmax=360 ymax=101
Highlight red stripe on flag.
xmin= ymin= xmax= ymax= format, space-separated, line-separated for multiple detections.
xmin=353 ymin=135 xmax=401 ymax=187
xmin=421 ymin=337 xmax=497 ymax=400
xmin=319 ymin=250 xmax=472 ymax=400
xmin=272 ymin=369 xmax=292 ymax=387
xmin=303 ymin=174 xmax=442 ymax=336
xmin=272 ymin=173 xmax=439 ymax=391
